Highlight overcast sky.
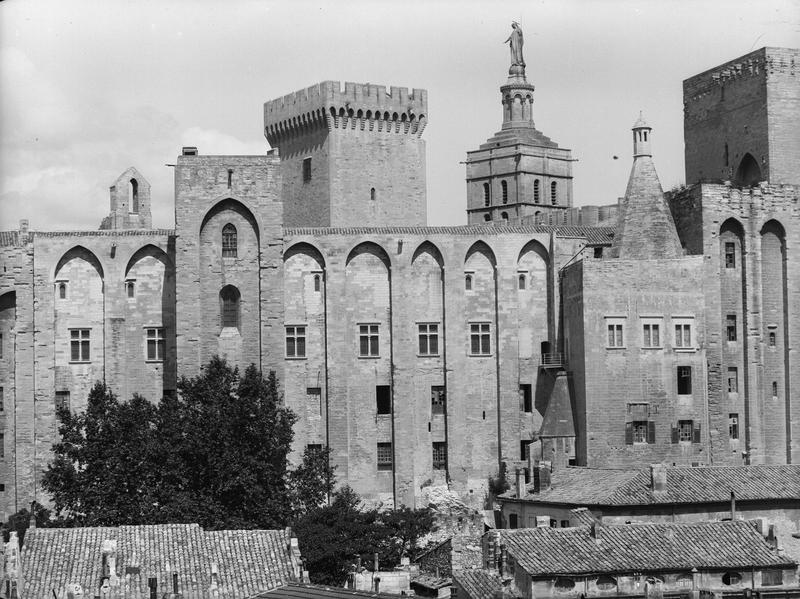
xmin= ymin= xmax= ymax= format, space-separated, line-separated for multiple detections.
xmin=1 ymin=0 xmax=798 ymax=231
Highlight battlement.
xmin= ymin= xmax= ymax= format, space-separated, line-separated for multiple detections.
xmin=683 ymin=47 xmax=798 ymax=102
xmin=264 ymin=80 xmax=428 ymax=145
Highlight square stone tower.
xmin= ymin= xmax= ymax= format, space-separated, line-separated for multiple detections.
xmin=264 ymin=81 xmax=428 ymax=227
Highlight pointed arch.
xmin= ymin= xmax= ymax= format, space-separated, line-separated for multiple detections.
xmin=54 ymin=246 xmax=104 ymax=281
xmin=735 ymin=153 xmax=762 ymax=186
xmin=124 ymin=244 xmax=172 ymax=277
xmin=517 ymin=239 xmax=549 ymax=265
xmin=411 ymin=241 xmax=444 ymax=269
xmin=465 ymin=240 xmax=497 ymax=268
xmin=200 ymin=198 xmax=260 ymax=243
xmin=284 ymin=242 xmax=326 ymax=270
xmin=346 ymin=241 xmax=391 ymax=271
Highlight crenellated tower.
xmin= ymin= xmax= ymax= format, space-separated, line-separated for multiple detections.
xmin=264 ymin=81 xmax=428 ymax=227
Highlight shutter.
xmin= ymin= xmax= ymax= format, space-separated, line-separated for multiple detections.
xmin=693 ymin=423 xmax=701 ymax=444
xmin=625 ymin=422 xmax=633 ymax=445
xmin=671 ymin=427 xmax=679 ymax=444
xmin=647 ymin=421 xmax=656 ymax=444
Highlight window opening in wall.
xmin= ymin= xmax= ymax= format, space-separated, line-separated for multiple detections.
xmin=593 ymin=247 xmax=603 ymax=258
xmin=518 ymin=273 xmax=526 ymax=290
xmin=58 ymin=282 xmax=67 ymax=299
xmin=0 ymin=433 xmax=3 ymax=459
xmin=418 ymin=323 xmax=440 ymax=356
xmin=769 ymin=331 xmax=776 ymax=347
xmin=359 ymin=324 xmax=379 ymax=357
xmin=772 ymin=381 xmax=778 ymax=398
xmin=55 ymin=390 xmax=70 ymax=412
xmin=70 ymin=329 xmax=91 ymax=362
xmin=674 ymin=323 xmax=692 ymax=348
xmin=220 ymin=286 xmax=240 ymax=329
xmin=678 ymin=420 xmax=694 ymax=443
xmin=306 ymin=443 xmax=323 ymax=455
xmin=222 ymin=223 xmax=238 ymax=258
xmin=0 ymin=387 xmax=3 ymax=412
xmin=432 ymin=441 xmax=447 ymax=470
xmin=469 ymin=322 xmax=491 ymax=356
xmin=729 ymin=414 xmax=739 ymax=440
xmin=607 ymin=322 xmax=624 ymax=348
xmin=465 ymin=273 xmax=473 ymax=291
xmin=227 ymin=169 xmax=233 ymax=188
xmin=508 ymin=513 xmax=518 ymax=529
xmin=520 ymin=439 xmax=533 ymax=460
xmin=520 ymin=384 xmax=532 ymax=413
xmin=596 ymin=577 xmax=617 ymax=591
xmin=625 ymin=420 xmax=653 ymax=444
xmin=483 ymin=213 xmax=492 ymax=222
xmin=533 ymin=179 xmax=540 ymax=204
xmin=377 ymin=442 xmax=393 ymax=471
xmin=643 ymin=323 xmax=660 ymax=348
xmin=0 ymin=333 xmax=3 ymax=358
xmin=762 ymin=570 xmax=784 ymax=587
xmin=724 ymin=143 xmax=729 ymax=167
xmin=130 ymin=179 xmax=139 ymax=213
xmin=483 ymin=183 xmax=490 ymax=206
xmin=285 ymin=325 xmax=306 ymax=358
xmin=554 ymin=578 xmax=575 ymax=591
xmin=550 ymin=181 xmax=557 ymax=205
xmin=146 ymin=327 xmax=165 ymax=361
xmin=376 ymin=385 xmax=391 ymax=415
xmin=370 ymin=187 xmax=376 ymax=202
xmin=501 ymin=180 xmax=508 ymax=204
xmin=726 ymin=314 xmax=737 ymax=342
xmin=501 ymin=211 xmax=508 ymax=221
xmin=302 ymin=157 xmax=312 ymax=182
xmin=727 ymin=367 xmax=738 ymax=394
xmin=431 ymin=386 xmax=446 ymax=414
xmin=126 ymin=280 xmax=135 ymax=298
xmin=313 ymin=273 xmax=321 ymax=292
xmin=724 ymin=242 xmax=736 ymax=268
xmin=677 ymin=366 xmax=692 ymax=395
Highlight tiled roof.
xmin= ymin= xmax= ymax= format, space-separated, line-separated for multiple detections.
xmin=503 ymin=465 xmax=800 ymax=506
xmin=503 ymin=520 xmax=795 ymax=576
xmin=34 ymin=228 xmax=175 ymax=237
xmin=569 ymin=508 xmax=598 ymax=526
xmin=453 ymin=569 xmax=504 ymax=599
xmin=22 ymin=524 xmax=297 ymax=599
xmin=255 ymin=582 xmax=400 ymax=598
xmin=0 ymin=231 xmax=20 ymax=246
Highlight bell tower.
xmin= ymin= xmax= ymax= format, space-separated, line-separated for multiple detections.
xmin=465 ymin=23 xmax=573 ymax=226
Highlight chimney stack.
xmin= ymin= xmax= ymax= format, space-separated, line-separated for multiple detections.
xmin=18 ymin=220 xmax=29 ymax=243
xmin=650 ymin=464 xmax=667 ymax=493
xmin=590 ymin=522 xmax=602 ymax=544
xmin=730 ymin=490 xmax=736 ymax=520
xmin=515 ymin=468 xmax=525 ymax=498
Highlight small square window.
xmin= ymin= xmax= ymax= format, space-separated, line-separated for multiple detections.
xmin=418 ymin=323 xmax=439 ymax=356
xmin=762 ymin=570 xmax=783 ymax=587
xmin=593 ymin=247 xmax=603 ymax=259
xmin=359 ymin=324 xmax=380 ymax=357
xmin=286 ymin=326 xmax=307 ymax=358
xmin=146 ymin=327 xmax=165 ymax=361
xmin=726 ymin=314 xmax=737 ymax=342
xmin=376 ymin=385 xmax=391 ymax=415
xmin=306 ymin=443 xmax=323 ymax=455
xmin=377 ymin=442 xmax=393 ymax=471
xmin=677 ymin=366 xmax=692 ymax=395
xmin=432 ymin=441 xmax=447 ymax=470
xmin=70 ymin=329 xmax=91 ymax=362
xmin=520 ymin=384 xmax=532 ymax=413
xmin=469 ymin=322 xmax=491 ymax=356
xmin=302 ymin=157 xmax=312 ymax=182
xmin=431 ymin=386 xmax=446 ymax=415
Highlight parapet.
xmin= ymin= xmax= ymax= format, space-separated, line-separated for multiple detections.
xmin=264 ymin=80 xmax=428 ymax=145
xmin=683 ymin=47 xmax=798 ymax=102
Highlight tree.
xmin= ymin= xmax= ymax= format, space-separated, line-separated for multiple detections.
xmin=1 ymin=503 xmax=52 ymax=544
xmin=42 ymin=357 xmax=300 ymax=530
xmin=288 ymin=445 xmax=336 ymax=517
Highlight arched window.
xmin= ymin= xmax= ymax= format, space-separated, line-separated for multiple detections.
xmin=484 ymin=213 xmax=492 ymax=222
xmin=313 ymin=273 xmax=321 ymax=292
xmin=126 ymin=280 xmax=135 ymax=298
xmin=220 ymin=285 xmax=241 ymax=329
xmin=483 ymin=183 xmax=490 ymax=207
xmin=222 ymin=223 xmax=238 ymax=258
xmin=465 ymin=274 xmax=473 ymax=291
xmin=501 ymin=211 xmax=509 ymax=221
xmin=370 ymin=187 xmax=376 ymax=201
xmin=769 ymin=331 xmax=776 ymax=347
xmin=533 ymin=179 xmax=540 ymax=204
xmin=518 ymin=274 xmax=526 ymax=290
xmin=58 ymin=282 xmax=67 ymax=299
xmin=130 ymin=179 xmax=139 ymax=213
xmin=772 ymin=381 xmax=778 ymax=398
xmin=736 ymin=153 xmax=762 ymax=186
xmin=501 ymin=180 xmax=508 ymax=204
xmin=551 ymin=181 xmax=558 ymax=205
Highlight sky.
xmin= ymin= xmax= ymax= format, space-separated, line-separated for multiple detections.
xmin=1 ymin=0 xmax=798 ymax=231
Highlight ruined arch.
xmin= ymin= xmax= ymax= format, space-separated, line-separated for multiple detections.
xmin=735 ymin=153 xmax=762 ymax=186
xmin=54 ymin=246 xmax=104 ymax=281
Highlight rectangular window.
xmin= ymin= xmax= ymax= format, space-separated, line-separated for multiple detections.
xmin=520 ymin=384 xmax=532 ymax=413
xmin=678 ymin=420 xmax=694 ymax=443
xmin=359 ymin=324 xmax=379 ymax=357
xmin=0 ymin=333 xmax=3 ymax=358
xmin=307 ymin=387 xmax=322 ymax=415
xmin=0 ymin=387 xmax=3 ymax=412
xmin=431 ymin=386 xmax=446 ymax=415
xmin=377 ymin=442 xmax=393 ymax=471
xmin=725 ymin=242 xmax=736 ymax=268
xmin=729 ymin=413 xmax=739 ymax=440
xmin=126 ymin=280 xmax=135 ymax=298
xmin=145 ymin=327 xmax=165 ymax=361
xmin=376 ymin=385 xmax=391 ymax=415
xmin=70 ymin=329 xmax=91 ymax=362
xmin=762 ymin=570 xmax=783 ymax=587
xmin=432 ymin=442 xmax=447 ymax=470
xmin=726 ymin=314 xmax=737 ymax=342
xmin=285 ymin=325 xmax=307 ymax=358
xmin=677 ymin=366 xmax=692 ymax=395
xmin=642 ymin=323 xmax=661 ymax=348
xmin=302 ymin=157 xmax=312 ymax=182
xmin=606 ymin=319 xmax=624 ymax=348
xmin=625 ymin=420 xmax=655 ymax=444
xmin=306 ymin=443 xmax=323 ymax=454
xmin=674 ymin=322 xmax=693 ymax=349
xmin=727 ymin=367 xmax=739 ymax=394
xmin=55 ymin=390 xmax=70 ymax=412
xmin=520 ymin=439 xmax=533 ymax=460
xmin=418 ymin=323 xmax=439 ymax=356
xmin=469 ymin=322 xmax=491 ymax=355
xmin=508 ymin=513 xmax=518 ymax=529
xmin=0 ymin=433 xmax=3 ymax=459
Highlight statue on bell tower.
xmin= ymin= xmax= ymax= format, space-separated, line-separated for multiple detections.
xmin=504 ymin=22 xmax=525 ymax=70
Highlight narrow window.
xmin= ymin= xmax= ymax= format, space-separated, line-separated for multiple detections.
xmin=58 ymin=282 xmax=67 ymax=299
xmin=724 ymin=242 xmax=736 ymax=268
xmin=313 ymin=273 xmax=321 ymax=292
xmin=501 ymin=180 xmax=508 ymax=204
xmin=483 ymin=183 xmax=490 ymax=207
xmin=533 ymin=179 xmax=540 ymax=204
xmin=772 ymin=381 xmax=778 ymax=398
xmin=146 ymin=327 xmax=165 ymax=361
xmin=126 ymin=280 xmax=135 ymax=298
xmin=431 ymin=386 xmax=446 ymax=414
xmin=674 ymin=323 xmax=692 ymax=348
xmin=550 ymin=181 xmax=557 ymax=205
xmin=520 ymin=384 xmax=532 ymax=413
xmin=55 ymin=390 xmax=70 ymax=412
xmin=376 ymin=385 xmax=391 ymax=415
xmin=508 ymin=513 xmax=518 ymax=529
xmin=307 ymin=387 xmax=322 ymax=415
xmin=501 ymin=211 xmax=508 ymax=221
xmin=729 ymin=414 xmax=739 ymax=440
xmin=377 ymin=442 xmax=393 ymax=471
xmin=724 ymin=143 xmax=729 ymax=167
xmin=465 ymin=274 xmax=473 ymax=291
xmin=227 ymin=169 xmax=233 ymax=188
xmin=0 ymin=387 xmax=3 ymax=412
xmin=520 ymin=439 xmax=532 ymax=460
xmin=677 ymin=366 xmax=692 ymax=395
xmin=222 ymin=223 xmax=238 ymax=258
xmin=285 ymin=326 xmax=307 ymax=358
xmin=418 ymin=323 xmax=439 ymax=356
xmin=726 ymin=314 xmax=737 ymax=342
xmin=130 ymin=179 xmax=139 ymax=213
xmin=370 ymin=187 xmax=376 ymax=201
xmin=727 ymin=367 xmax=738 ymax=393
xmin=69 ymin=329 xmax=91 ymax=362
xmin=302 ymin=157 xmax=312 ymax=182
xmin=358 ymin=324 xmax=379 ymax=357
xmin=432 ymin=442 xmax=447 ymax=470
xmin=607 ymin=323 xmax=624 ymax=348
xmin=469 ymin=322 xmax=491 ymax=356
xmin=769 ymin=331 xmax=776 ymax=347
xmin=0 ymin=333 xmax=3 ymax=359
xmin=0 ymin=433 xmax=4 ymax=459
xmin=220 ymin=286 xmax=240 ymax=329
xmin=643 ymin=323 xmax=660 ymax=348
xmin=518 ymin=274 xmax=526 ymax=290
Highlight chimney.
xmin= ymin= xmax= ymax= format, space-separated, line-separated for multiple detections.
xmin=18 ymin=220 xmax=29 ymax=243
xmin=499 ymin=544 xmax=508 ymax=579
xmin=515 ymin=468 xmax=525 ymax=499
xmin=28 ymin=501 xmax=36 ymax=530
xmin=730 ymin=491 xmax=736 ymax=520
xmin=650 ymin=464 xmax=667 ymax=493
xmin=181 ymin=146 xmax=198 ymax=156
xmin=590 ymin=522 xmax=602 ymax=544
xmin=766 ymin=525 xmax=778 ymax=549
xmin=539 ymin=461 xmax=552 ymax=492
